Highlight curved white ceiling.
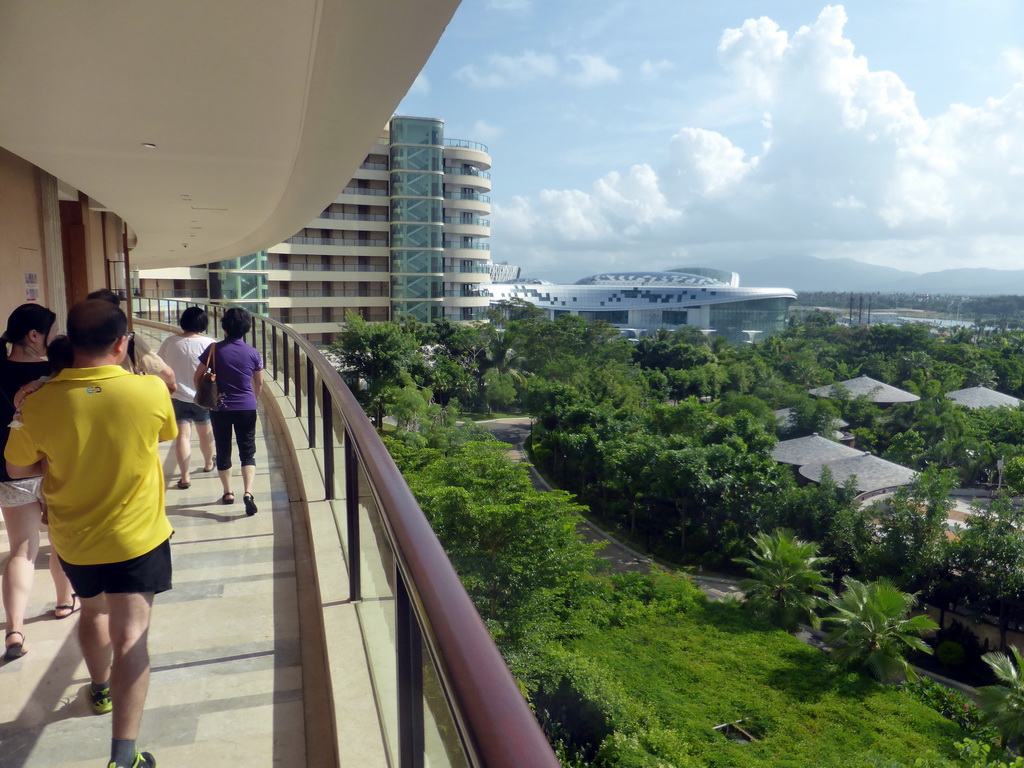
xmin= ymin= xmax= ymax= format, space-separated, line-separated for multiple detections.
xmin=0 ymin=0 xmax=460 ymax=268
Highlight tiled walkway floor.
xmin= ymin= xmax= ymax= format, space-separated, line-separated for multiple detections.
xmin=0 ymin=329 xmax=306 ymax=767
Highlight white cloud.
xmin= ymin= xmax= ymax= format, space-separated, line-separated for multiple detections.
xmin=1001 ymin=47 xmax=1024 ymax=79
xmin=640 ymin=59 xmax=675 ymax=82
xmin=455 ymin=50 xmax=558 ymax=89
xmin=499 ymin=5 xmax=1024 ymax=276
xmin=565 ymin=54 xmax=621 ymax=87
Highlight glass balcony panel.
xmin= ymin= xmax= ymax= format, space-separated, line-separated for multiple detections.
xmin=355 ymin=459 xmax=399 ymax=767
xmin=423 ymin=659 xmax=472 ymax=768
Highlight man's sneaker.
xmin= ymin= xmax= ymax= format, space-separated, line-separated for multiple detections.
xmin=108 ymin=751 xmax=157 ymax=768
xmin=90 ymin=684 xmax=112 ymax=714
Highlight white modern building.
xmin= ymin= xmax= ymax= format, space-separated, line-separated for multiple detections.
xmin=489 ymin=268 xmax=797 ymax=344
xmin=137 ymin=117 xmax=493 ymax=344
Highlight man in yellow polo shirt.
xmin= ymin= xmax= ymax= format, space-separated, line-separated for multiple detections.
xmin=6 ymin=299 xmax=176 ymax=768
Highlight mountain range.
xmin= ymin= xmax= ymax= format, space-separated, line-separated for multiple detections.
xmin=704 ymin=255 xmax=1024 ymax=295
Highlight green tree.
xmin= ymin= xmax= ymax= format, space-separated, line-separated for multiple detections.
xmin=330 ymin=313 xmax=422 ymax=428
xmin=825 ymin=577 xmax=938 ymax=683
xmin=979 ymin=646 xmax=1024 ymax=752
xmin=734 ymin=529 xmax=833 ymax=631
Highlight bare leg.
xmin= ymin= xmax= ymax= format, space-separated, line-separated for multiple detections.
xmin=2 ymin=502 xmax=42 ymax=651
xmin=174 ymin=420 xmax=192 ymax=484
xmin=218 ymin=469 xmax=232 ymax=496
xmin=49 ymin=549 xmax=74 ymax=609
xmin=196 ymin=422 xmax=214 ymax=471
xmin=241 ymin=465 xmax=256 ymax=497
xmin=107 ymin=592 xmax=154 ymax=740
xmin=78 ymin=593 xmax=113 ymax=686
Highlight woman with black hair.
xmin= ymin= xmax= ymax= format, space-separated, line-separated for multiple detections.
xmin=157 ymin=307 xmax=215 ymax=489
xmin=0 ymin=304 xmax=76 ymax=660
xmin=194 ymin=307 xmax=263 ymax=515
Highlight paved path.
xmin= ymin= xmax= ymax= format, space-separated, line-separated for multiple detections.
xmin=479 ymin=417 xmax=743 ymax=602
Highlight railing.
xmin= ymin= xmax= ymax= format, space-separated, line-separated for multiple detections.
xmin=314 ymin=211 xmax=389 ymax=222
xmin=443 ymin=139 xmax=489 ymax=153
xmin=130 ymin=297 xmax=559 ymax=768
xmin=443 ymin=217 xmax=490 ymax=227
xmin=442 ymin=167 xmax=491 ymax=180
xmin=269 ymin=289 xmax=389 ymax=298
xmin=141 ymin=289 xmax=208 ymax=299
xmin=268 ymin=263 xmax=390 ymax=273
xmin=444 ymin=265 xmax=491 ymax=274
xmin=443 ymin=242 xmax=491 ymax=252
xmin=442 ymin=192 xmax=490 ymax=203
xmin=359 ymin=161 xmax=390 ymax=171
xmin=343 ymin=186 xmax=389 ymax=197
xmin=284 ymin=236 xmax=389 ymax=248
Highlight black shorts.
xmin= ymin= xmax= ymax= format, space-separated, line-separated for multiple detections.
xmin=59 ymin=539 xmax=173 ymax=598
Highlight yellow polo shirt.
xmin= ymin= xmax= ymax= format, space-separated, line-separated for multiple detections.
xmin=5 ymin=365 xmax=177 ymax=566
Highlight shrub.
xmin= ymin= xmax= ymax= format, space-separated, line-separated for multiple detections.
xmin=937 ymin=641 xmax=967 ymax=669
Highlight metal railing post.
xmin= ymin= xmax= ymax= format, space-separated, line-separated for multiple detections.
xmin=272 ymin=326 xmax=279 ymax=379
xmin=282 ymin=336 xmax=290 ymax=396
xmin=293 ymin=343 xmax=302 ymax=417
xmin=396 ymin=572 xmax=424 ymax=768
xmin=306 ymin=358 xmax=316 ymax=449
xmin=344 ymin=431 xmax=361 ymax=602
xmin=323 ymin=382 xmax=334 ymax=500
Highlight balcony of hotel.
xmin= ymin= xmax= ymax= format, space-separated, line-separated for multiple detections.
xmin=0 ymin=300 xmax=558 ymax=768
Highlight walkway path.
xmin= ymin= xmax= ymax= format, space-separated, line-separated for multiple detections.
xmin=479 ymin=417 xmax=742 ymax=602
xmin=0 ymin=326 xmax=309 ymax=768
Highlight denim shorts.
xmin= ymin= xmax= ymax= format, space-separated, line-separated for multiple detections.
xmin=59 ymin=538 xmax=173 ymax=598
xmin=172 ymin=399 xmax=211 ymax=424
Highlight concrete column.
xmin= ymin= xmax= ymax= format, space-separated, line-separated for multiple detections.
xmin=38 ymin=171 xmax=69 ymax=317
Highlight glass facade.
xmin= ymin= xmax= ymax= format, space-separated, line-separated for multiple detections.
xmin=208 ymin=251 xmax=269 ymax=314
xmin=709 ymin=297 xmax=793 ymax=344
xmin=662 ymin=310 xmax=689 ymax=325
xmin=390 ymin=118 xmax=444 ymax=320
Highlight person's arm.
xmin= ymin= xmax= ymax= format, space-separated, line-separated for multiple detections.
xmin=251 ymin=369 xmax=263 ymax=401
xmin=158 ymin=364 xmax=178 ymax=395
xmin=6 ymin=459 xmax=43 ymax=478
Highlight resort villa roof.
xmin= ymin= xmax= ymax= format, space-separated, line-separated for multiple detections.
xmin=771 ymin=434 xmax=863 ymax=466
xmin=773 ymin=408 xmax=849 ymax=439
xmin=809 ymin=376 xmax=920 ymax=405
xmin=798 ymin=454 xmax=918 ymax=494
xmin=945 ymin=386 xmax=1022 ymax=410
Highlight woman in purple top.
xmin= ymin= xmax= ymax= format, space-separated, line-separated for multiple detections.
xmin=195 ymin=307 xmax=264 ymax=515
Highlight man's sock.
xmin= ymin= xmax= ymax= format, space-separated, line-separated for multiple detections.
xmin=110 ymin=738 xmax=137 ymax=767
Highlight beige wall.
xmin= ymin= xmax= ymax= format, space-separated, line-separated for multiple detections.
xmin=0 ymin=148 xmax=48 ymax=315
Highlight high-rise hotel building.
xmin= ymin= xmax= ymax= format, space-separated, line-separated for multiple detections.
xmin=136 ymin=116 xmax=492 ymax=344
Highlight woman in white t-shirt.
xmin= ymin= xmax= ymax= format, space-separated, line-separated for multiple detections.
xmin=158 ymin=307 xmax=215 ymax=489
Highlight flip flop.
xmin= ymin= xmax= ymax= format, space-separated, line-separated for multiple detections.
xmin=4 ymin=631 xmax=26 ymax=660
xmin=54 ymin=594 xmax=80 ymax=619
xmin=201 ymin=463 xmax=215 ymax=473
xmin=176 ymin=479 xmax=191 ymax=489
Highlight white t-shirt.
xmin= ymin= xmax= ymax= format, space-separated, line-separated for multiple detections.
xmin=157 ymin=334 xmax=215 ymax=403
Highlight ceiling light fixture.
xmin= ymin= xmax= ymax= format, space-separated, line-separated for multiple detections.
xmin=141 ymin=142 xmax=157 ymax=149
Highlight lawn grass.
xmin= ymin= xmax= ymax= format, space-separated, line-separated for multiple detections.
xmin=557 ymin=597 xmax=964 ymax=767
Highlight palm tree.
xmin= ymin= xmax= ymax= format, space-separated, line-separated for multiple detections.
xmin=734 ymin=530 xmax=833 ymax=632
xmin=979 ymin=646 xmax=1024 ymax=750
xmin=825 ymin=577 xmax=938 ymax=683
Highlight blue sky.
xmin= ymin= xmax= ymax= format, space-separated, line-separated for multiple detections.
xmin=398 ymin=2 xmax=1024 ymax=282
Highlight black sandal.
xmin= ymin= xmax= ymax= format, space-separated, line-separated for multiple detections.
xmin=54 ymin=594 xmax=80 ymax=619
xmin=243 ymin=494 xmax=258 ymax=516
xmin=4 ymin=631 xmax=26 ymax=660
xmin=221 ymin=493 xmax=235 ymax=505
